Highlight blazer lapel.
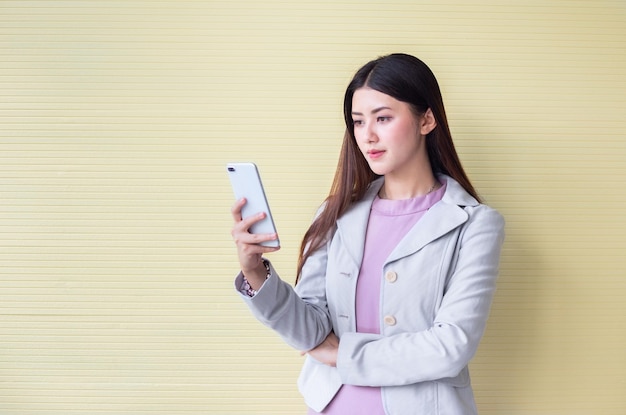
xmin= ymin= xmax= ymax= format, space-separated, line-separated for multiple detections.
xmin=386 ymin=202 xmax=468 ymax=264
xmin=386 ymin=175 xmax=478 ymax=263
xmin=336 ymin=178 xmax=384 ymax=269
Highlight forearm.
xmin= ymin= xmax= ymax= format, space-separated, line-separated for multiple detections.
xmin=235 ymin=261 xmax=332 ymax=351
xmin=336 ymin=325 xmax=476 ymax=387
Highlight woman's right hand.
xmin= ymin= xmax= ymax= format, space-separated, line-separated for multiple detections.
xmin=302 ymin=331 xmax=339 ymax=367
xmin=231 ymin=197 xmax=280 ymax=289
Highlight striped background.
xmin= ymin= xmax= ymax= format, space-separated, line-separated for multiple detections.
xmin=1 ymin=1 xmax=625 ymax=414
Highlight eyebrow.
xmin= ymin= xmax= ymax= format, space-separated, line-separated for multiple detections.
xmin=351 ymin=106 xmax=392 ymax=116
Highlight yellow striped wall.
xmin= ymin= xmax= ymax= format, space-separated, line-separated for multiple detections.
xmin=1 ymin=1 xmax=625 ymax=414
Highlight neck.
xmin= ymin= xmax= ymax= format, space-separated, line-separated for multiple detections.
xmin=379 ymin=175 xmax=439 ymax=200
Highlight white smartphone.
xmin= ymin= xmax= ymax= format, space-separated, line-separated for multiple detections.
xmin=226 ymin=162 xmax=280 ymax=248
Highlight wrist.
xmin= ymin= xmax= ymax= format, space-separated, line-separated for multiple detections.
xmin=242 ymin=259 xmax=270 ymax=293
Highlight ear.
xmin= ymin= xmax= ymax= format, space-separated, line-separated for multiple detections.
xmin=419 ymin=108 xmax=437 ymax=135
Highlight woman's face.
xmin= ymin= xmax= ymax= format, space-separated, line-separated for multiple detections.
xmin=351 ymin=87 xmax=434 ymax=179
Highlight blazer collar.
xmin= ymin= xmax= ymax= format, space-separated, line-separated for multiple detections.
xmin=336 ymin=175 xmax=478 ymax=268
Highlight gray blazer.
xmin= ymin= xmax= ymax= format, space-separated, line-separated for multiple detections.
xmin=236 ymin=175 xmax=505 ymax=414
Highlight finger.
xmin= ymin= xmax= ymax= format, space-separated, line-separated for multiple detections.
xmin=246 ymin=229 xmax=279 ymax=245
xmin=232 ymin=227 xmax=280 ymax=249
xmin=259 ymin=245 xmax=281 ymax=253
xmin=238 ymin=210 xmax=267 ymax=230
xmin=239 ymin=237 xmax=281 ymax=252
xmin=230 ymin=198 xmax=247 ymax=222
xmin=232 ymin=212 xmax=271 ymax=238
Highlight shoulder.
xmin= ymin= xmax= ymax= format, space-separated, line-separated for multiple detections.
xmin=439 ymin=175 xmax=505 ymax=239
xmin=463 ymin=203 xmax=505 ymax=234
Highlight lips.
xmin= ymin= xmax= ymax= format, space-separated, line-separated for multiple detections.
xmin=367 ymin=149 xmax=385 ymax=160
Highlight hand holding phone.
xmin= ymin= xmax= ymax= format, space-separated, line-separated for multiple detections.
xmin=227 ymin=162 xmax=280 ymax=248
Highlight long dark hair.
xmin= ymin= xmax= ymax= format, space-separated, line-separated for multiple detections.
xmin=296 ymin=53 xmax=479 ymax=282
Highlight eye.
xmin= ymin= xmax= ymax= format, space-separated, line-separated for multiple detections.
xmin=377 ymin=116 xmax=392 ymax=123
xmin=352 ymin=119 xmax=364 ymax=127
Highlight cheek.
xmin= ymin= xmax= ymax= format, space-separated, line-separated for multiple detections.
xmin=392 ymin=124 xmax=419 ymax=148
xmin=353 ymin=130 xmax=367 ymax=149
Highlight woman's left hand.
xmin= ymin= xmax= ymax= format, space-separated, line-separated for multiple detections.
xmin=302 ymin=332 xmax=339 ymax=367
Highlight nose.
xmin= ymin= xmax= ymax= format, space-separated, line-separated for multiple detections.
xmin=364 ymin=124 xmax=378 ymax=143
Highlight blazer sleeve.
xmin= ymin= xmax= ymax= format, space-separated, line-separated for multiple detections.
xmin=336 ymin=206 xmax=505 ymax=387
xmin=234 ymin=237 xmax=334 ymax=351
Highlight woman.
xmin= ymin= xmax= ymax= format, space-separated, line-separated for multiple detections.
xmin=230 ymin=53 xmax=505 ymax=415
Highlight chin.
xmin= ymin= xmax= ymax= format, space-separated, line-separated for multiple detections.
xmin=367 ymin=164 xmax=389 ymax=176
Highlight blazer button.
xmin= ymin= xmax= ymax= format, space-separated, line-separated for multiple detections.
xmin=384 ymin=270 xmax=397 ymax=283
xmin=384 ymin=315 xmax=397 ymax=326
